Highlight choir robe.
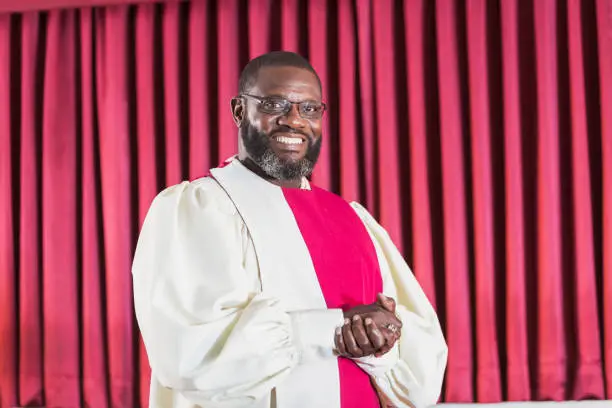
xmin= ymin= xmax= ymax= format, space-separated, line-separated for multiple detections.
xmin=132 ymin=158 xmax=447 ymax=408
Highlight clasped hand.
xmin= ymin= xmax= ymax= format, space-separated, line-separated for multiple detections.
xmin=334 ymin=293 xmax=402 ymax=359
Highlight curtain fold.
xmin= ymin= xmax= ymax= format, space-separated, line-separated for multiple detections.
xmin=0 ymin=0 xmax=184 ymax=14
xmin=596 ymin=0 xmax=612 ymax=399
xmin=0 ymin=1 xmax=610 ymax=407
xmin=465 ymin=0 xmax=500 ymax=402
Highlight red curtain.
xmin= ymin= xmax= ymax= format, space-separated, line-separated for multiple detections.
xmin=0 ymin=0 xmax=182 ymax=14
xmin=0 ymin=0 xmax=611 ymax=407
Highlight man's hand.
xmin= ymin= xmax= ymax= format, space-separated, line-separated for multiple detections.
xmin=377 ymin=292 xmax=397 ymax=314
xmin=334 ymin=294 xmax=402 ymax=358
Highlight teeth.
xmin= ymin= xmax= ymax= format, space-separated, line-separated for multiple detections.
xmin=275 ymin=136 xmax=304 ymax=145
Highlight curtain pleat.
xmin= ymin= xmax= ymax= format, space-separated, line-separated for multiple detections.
xmin=403 ymin=0 xmax=437 ymax=309
xmin=280 ymin=0 xmax=299 ymax=53
xmin=465 ymin=0 xmax=501 ymax=402
xmin=499 ymin=0 xmax=530 ymax=401
xmin=435 ymin=0 xmax=473 ymax=401
xmin=337 ymin=0 xmax=359 ymax=204
xmin=216 ymin=0 xmax=239 ymax=163
xmin=187 ymin=0 xmax=211 ymax=180
xmin=308 ymin=0 xmax=332 ymax=191
xmin=162 ymin=2 xmax=184 ymax=186
xmin=18 ymin=12 xmax=44 ymax=407
xmin=0 ymin=13 xmax=18 ymax=408
xmin=96 ymin=7 xmax=135 ymax=406
xmin=355 ymin=0 xmax=376 ymax=216
xmin=80 ymin=8 xmax=111 ymax=408
xmin=566 ymin=0 xmax=604 ymax=399
xmin=371 ymin=0 xmax=403 ymax=249
xmin=532 ymin=0 xmax=565 ymax=400
xmin=133 ymin=6 xmax=157 ymax=407
xmin=41 ymin=10 xmax=80 ymax=407
xmin=595 ymin=0 xmax=612 ymax=398
xmin=248 ymin=0 xmax=271 ymax=58
xmin=0 ymin=1 xmax=610 ymax=406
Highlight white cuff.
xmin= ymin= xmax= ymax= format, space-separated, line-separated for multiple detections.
xmin=289 ymin=309 xmax=345 ymax=363
xmin=354 ymin=342 xmax=400 ymax=377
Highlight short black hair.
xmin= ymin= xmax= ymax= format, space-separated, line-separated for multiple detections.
xmin=238 ymin=51 xmax=322 ymax=94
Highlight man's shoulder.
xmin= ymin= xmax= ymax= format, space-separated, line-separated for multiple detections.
xmin=158 ymin=176 xmax=220 ymax=196
xmin=155 ymin=176 xmax=237 ymax=215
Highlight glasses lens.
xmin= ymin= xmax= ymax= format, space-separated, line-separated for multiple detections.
xmin=299 ymin=102 xmax=325 ymax=119
xmin=259 ymin=97 xmax=290 ymax=114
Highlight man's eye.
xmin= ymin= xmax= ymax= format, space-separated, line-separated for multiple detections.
xmin=302 ymin=104 xmax=317 ymax=112
xmin=263 ymin=100 xmax=285 ymax=110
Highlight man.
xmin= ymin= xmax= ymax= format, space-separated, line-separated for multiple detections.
xmin=133 ymin=51 xmax=447 ymax=408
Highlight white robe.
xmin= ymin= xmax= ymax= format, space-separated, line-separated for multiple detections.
xmin=132 ymin=159 xmax=447 ymax=408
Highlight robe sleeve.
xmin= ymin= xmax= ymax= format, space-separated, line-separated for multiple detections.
xmin=350 ymin=202 xmax=448 ymax=408
xmin=132 ymin=180 xmax=344 ymax=407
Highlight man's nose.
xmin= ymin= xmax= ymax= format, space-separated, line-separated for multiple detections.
xmin=278 ymin=104 xmax=307 ymax=128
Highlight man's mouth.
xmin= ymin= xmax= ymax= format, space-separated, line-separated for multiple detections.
xmin=274 ymin=135 xmax=305 ymax=145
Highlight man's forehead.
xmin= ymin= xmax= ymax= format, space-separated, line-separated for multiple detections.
xmin=252 ymin=66 xmax=322 ymax=98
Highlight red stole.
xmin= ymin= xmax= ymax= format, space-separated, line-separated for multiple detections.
xmin=283 ymin=186 xmax=383 ymax=408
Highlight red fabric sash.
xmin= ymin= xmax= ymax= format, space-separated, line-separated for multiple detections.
xmin=283 ymin=186 xmax=383 ymax=408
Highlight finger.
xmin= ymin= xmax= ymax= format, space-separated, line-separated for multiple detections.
xmin=377 ymin=293 xmax=396 ymax=313
xmin=382 ymin=309 xmax=403 ymax=328
xmin=375 ymin=344 xmax=393 ymax=358
xmin=374 ymin=328 xmax=399 ymax=357
xmin=374 ymin=336 xmax=397 ymax=357
xmin=342 ymin=318 xmax=364 ymax=357
xmin=365 ymin=318 xmax=386 ymax=350
xmin=375 ymin=344 xmax=392 ymax=357
xmin=374 ymin=310 xmax=402 ymax=330
xmin=351 ymin=315 xmax=374 ymax=355
xmin=335 ymin=327 xmax=348 ymax=356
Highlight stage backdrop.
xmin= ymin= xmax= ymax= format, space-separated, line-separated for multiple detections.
xmin=1 ymin=0 xmax=611 ymax=407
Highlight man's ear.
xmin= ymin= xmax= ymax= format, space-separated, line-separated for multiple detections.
xmin=231 ymin=97 xmax=244 ymax=127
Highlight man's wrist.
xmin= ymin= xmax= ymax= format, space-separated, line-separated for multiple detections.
xmin=289 ymin=309 xmax=345 ymax=363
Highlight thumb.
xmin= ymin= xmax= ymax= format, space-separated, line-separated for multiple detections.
xmin=377 ymin=293 xmax=396 ymax=313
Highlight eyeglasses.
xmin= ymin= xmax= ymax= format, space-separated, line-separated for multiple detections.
xmin=240 ymin=94 xmax=327 ymax=119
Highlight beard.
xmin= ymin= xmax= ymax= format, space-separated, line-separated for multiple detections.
xmin=240 ymin=120 xmax=322 ymax=181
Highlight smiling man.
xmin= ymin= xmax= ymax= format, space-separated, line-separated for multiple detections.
xmin=132 ymin=51 xmax=447 ymax=408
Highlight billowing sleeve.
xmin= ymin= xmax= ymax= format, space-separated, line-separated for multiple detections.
xmin=132 ymin=180 xmax=344 ymax=407
xmin=350 ymin=202 xmax=448 ymax=408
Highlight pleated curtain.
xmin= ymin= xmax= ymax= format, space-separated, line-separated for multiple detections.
xmin=0 ymin=0 xmax=610 ymax=407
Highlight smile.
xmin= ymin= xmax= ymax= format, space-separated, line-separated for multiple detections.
xmin=274 ymin=136 xmax=304 ymax=145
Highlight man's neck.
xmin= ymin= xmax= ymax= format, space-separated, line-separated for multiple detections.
xmin=238 ymin=158 xmax=303 ymax=189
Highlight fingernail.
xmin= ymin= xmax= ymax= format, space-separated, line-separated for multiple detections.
xmin=335 ymin=327 xmax=342 ymax=335
xmin=365 ymin=318 xmax=373 ymax=325
xmin=344 ymin=318 xmax=350 ymax=325
xmin=353 ymin=315 xmax=360 ymax=321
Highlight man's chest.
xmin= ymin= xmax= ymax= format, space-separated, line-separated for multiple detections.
xmin=282 ymin=188 xmax=383 ymax=310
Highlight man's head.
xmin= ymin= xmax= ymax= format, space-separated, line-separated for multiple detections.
xmin=231 ymin=51 xmax=325 ymax=182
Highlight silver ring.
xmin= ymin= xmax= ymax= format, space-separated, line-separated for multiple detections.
xmin=385 ymin=323 xmax=399 ymax=334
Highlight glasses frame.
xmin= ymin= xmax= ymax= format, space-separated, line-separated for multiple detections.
xmin=239 ymin=93 xmax=327 ymax=119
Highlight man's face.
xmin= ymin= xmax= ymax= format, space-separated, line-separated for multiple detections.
xmin=234 ymin=66 xmax=324 ymax=180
